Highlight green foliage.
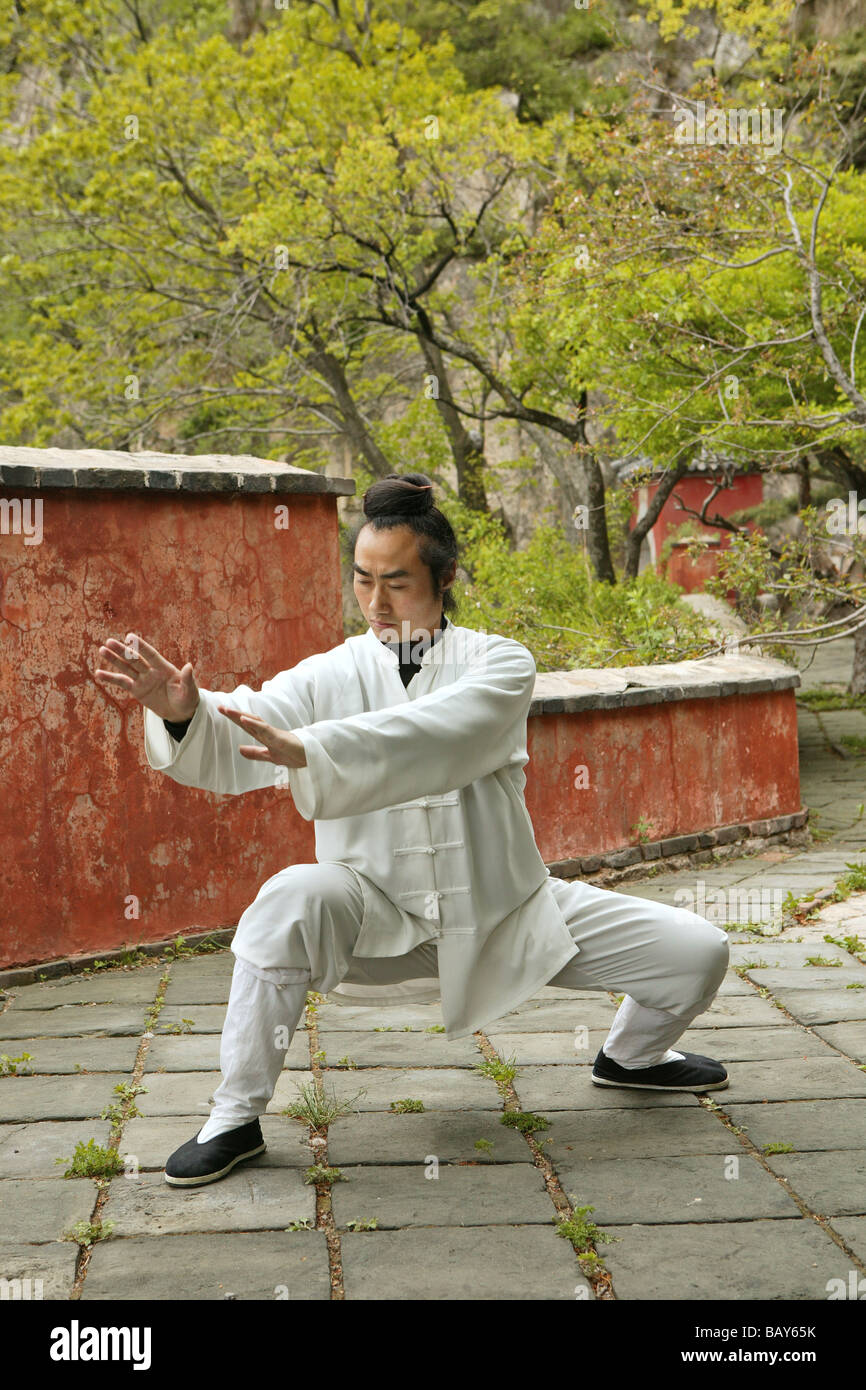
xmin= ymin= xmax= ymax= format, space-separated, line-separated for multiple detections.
xmin=99 ymin=1081 xmax=148 ymax=1127
xmin=303 ymin=1164 xmax=345 ymax=1185
xmin=451 ymin=508 xmax=714 ymax=671
xmin=389 ymin=1098 xmax=425 ymax=1113
xmin=283 ymin=1079 xmax=367 ymax=1128
xmin=56 ymin=1138 xmax=124 ymax=1179
xmin=63 ymin=1219 xmax=116 ymax=1247
xmin=0 ymin=1051 xmax=33 ymax=1076
xmin=824 ymin=932 xmax=866 ymax=956
xmin=499 ymin=1110 xmax=550 ymax=1134
xmin=555 ymin=1202 xmax=616 ymax=1252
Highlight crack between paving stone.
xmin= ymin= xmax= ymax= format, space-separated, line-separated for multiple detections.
xmin=694 ymin=966 xmax=866 ymax=1273
xmin=303 ymin=998 xmax=345 ymax=1300
xmin=69 ymin=961 xmax=173 ymax=1299
xmin=473 ymin=1028 xmax=615 ymax=1301
xmin=697 ymin=1093 xmax=866 ymax=1272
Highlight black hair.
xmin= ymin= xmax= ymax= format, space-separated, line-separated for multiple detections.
xmin=349 ymin=472 xmax=459 ymax=614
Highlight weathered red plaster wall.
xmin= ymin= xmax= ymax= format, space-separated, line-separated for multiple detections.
xmin=525 ymin=690 xmax=801 ymax=862
xmin=0 ymin=488 xmax=342 ymax=969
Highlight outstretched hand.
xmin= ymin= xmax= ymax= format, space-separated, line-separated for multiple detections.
xmin=217 ymin=706 xmax=308 ymax=768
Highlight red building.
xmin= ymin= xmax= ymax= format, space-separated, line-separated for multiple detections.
xmin=619 ymin=455 xmax=764 ymax=592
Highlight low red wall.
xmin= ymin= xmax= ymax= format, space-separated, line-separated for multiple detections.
xmin=525 ymin=689 xmax=801 ymax=862
xmin=1 ymin=485 xmax=343 ymax=970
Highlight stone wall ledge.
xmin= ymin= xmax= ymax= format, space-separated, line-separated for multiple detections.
xmin=0 ymin=445 xmax=355 ymax=495
xmin=530 ymin=653 xmax=799 ymax=713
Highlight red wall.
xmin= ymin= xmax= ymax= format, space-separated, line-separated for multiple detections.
xmin=633 ymin=473 xmax=763 ymax=592
xmin=0 ymin=488 xmax=342 ymax=970
xmin=525 ymin=690 xmax=801 ymax=862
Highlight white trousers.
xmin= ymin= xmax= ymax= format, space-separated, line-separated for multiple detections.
xmin=198 ymin=866 xmax=729 ymax=1142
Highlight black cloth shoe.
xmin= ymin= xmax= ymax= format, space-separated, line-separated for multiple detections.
xmin=164 ymin=1118 xmax=266 ymax=1187
xmin=591 ymin=1047 xmax=728 ymax=1092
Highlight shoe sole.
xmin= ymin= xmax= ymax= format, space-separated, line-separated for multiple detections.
xmin=591 ymin=1075 xmax=729 ymax=1092
xmin=163 ymin=1141 xmax=267 ymax=1187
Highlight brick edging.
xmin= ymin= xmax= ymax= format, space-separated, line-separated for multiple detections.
xmin=546 ymin=807 xmax=811 ymax=885
xmin=0 ymin=927 xmax=236 ymax=993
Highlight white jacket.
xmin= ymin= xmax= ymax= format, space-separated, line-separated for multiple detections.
xmin=142 ymin=622 xmax=579 ymax=1037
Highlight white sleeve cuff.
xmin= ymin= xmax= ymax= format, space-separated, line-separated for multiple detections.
xmin=142 ymin=696 xmax=209 ymax=772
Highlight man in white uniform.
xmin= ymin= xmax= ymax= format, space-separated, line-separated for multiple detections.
xmin=95 ymin=473 xmax=730 ymax=1188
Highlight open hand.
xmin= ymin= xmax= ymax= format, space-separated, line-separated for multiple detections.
xmin=217 ymin=706 xmax=308 ymax=768
xmin=95 ymin=633 xmax=199 ymax=722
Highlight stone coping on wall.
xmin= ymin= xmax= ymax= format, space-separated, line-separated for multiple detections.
xmin=0 ymin=445 xmax=356 ymax=495
xmin=529 ymin=652 xmax=799 ymax=715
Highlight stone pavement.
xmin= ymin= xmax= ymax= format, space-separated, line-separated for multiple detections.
xmin=2 ymin=641 xmax=865 ymax=1300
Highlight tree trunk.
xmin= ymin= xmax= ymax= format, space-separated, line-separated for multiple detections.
xmin=414 ymin=310 xmax=490 ymax=513
xmin=574 ymin=391 xmax=616 ymax=583
xmin=623 ymin=460 xmax=689 ymax=579
xmin=305 ymin=339 xmax=393 ymax=480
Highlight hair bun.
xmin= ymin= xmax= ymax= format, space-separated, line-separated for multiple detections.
xmin=363 ymin=472 xmax=435 ymax=519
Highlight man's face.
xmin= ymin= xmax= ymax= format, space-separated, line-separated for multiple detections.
xmin=353 ymin=524 xmax=453 ymax=646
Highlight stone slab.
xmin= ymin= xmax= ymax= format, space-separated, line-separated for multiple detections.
xmin=274 ymin=1067 xmax=500 ymax=1114
xmin=100 ymin=1169 xmax=313 ymax=1236
xmin=0 ymin=1074 xmax=133 ymax=1122
xmin=489 ymin=1026 xmax=832 ymax=1065
xmin=679 ymin=1026 xmax=836 ymax=1061
xmin=0 ymin=1007 xmax=146 ymax=1039
xmin=763 ymin=1150 xmax=866 ymax=1217
xmin=0 ymin=1037 xmax=139 ymax=1073
xmin=341 ymin=1226 xmax=591 ymax=1300
xmin=829 ymin=1215 xmax=866 ymax=1267
xmin=730 ymin=943 xmax=853 ymax=967
xmin=314 ymin=1030 xmax=480 ymax=1067
xmin=161 ymin=954 xmax=235 ymax=982
xmin=0 ymin=1178 xmax=97 ymax=1243
xmin=326 ymin=1110 xmax=529 ymax=1166
xmin=601 ymin=1217 xmax=847 ymax=1300
xmin=80 ymin=1230 xmax=330 ymax=1299
xmin=309 ymin=1003 xmax=447 ymax=1032
xmin=725 ymin=1100 xmax=866 ymax=1152
xmin=330 ymin=1162 xmax=552 ymax=1228
xmin=748 ymin=968 xmax=866 ymax=990
xmin=5 ymin=968 xmax=164 ymax=1009
xmin=0 ymin=1241 xmax=81 ymax=1299
xmin=555 ymin=1154 xmax=800 ymax=1224
xmin=719 ymin=1058 xmax=866 ymax=1103
xmin=516 ymin=1066 xmax=701 ymax=1111
xmin=484 ymin=1000 xmax=617 ymax=1033
xmin=144 ymin=1031 xmax=309 ymax=1072
xmin=544 ymin=1106 xmax=757 ymax=1160
xmin=150 ymin=1005 xmax=228 ymax=1033
xmin=770 ymin=990 xmax=866 ymax=1025
xmin=131 ymin=1071 xmax=225 ymax=1118
xmin=0 ymin=1121 xmax=114 ymax=1178
xmin=694 ymin=995 xmax=799 ymax=1027
xmin=813 ymin=1022 xmax=866 ymax=1060
xmin=120 ymin=1116 xmax=316 ymax=1171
